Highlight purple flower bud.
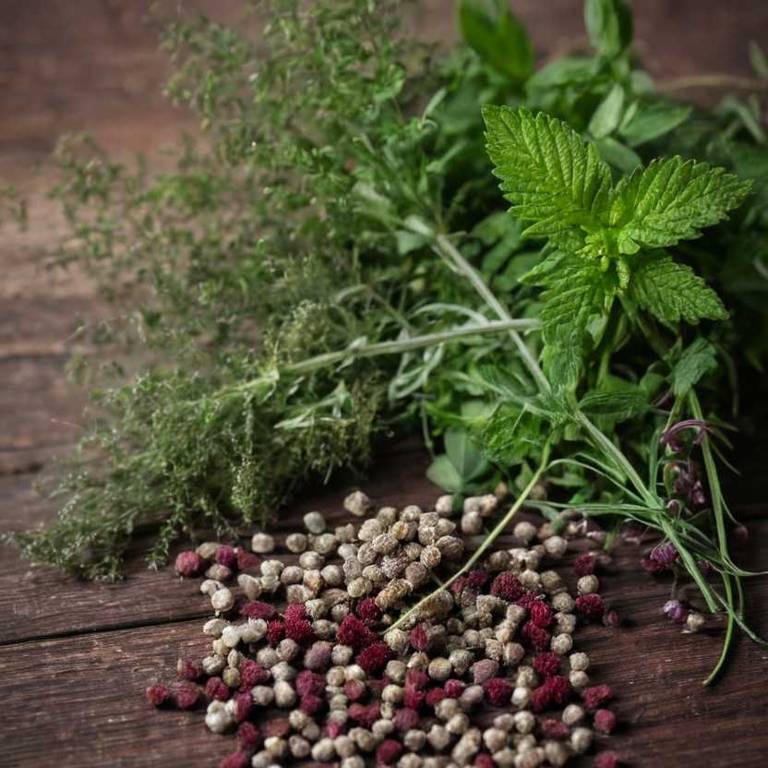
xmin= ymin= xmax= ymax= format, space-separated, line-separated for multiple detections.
xmin=663 ymin=599 xmax=688 ymax=624
xmin=649 ymin=541 xmax=678 ymax=566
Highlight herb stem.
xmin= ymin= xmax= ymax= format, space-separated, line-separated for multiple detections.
xmin=387 ymin=441 xmax=552 ymax=632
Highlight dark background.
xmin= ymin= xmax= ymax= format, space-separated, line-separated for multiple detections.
xmin=1 ymin=2 xmax=767 ymax=766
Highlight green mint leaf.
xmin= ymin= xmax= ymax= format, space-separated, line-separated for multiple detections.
xmin=482 ymin=404 xmax=542 ymax=465
xmin=588 ymin=83 xmax=625 ymax=139
xmin=526 ymin=56 xmax=596 ymax=90
xmin=426 ymin=455 xmax=464 ymax=493
xmin=483 ymin=105 xmax=612 ymax=250
xmin=584 ymin=0 xmax=633 ymax=59
xmin=628 ymin=251 xmax=728 ymax=326
xmin=619 ymin=100 xmax=691 ymax=147
xmin=444 ymin=427 xmax=489 ymax=482
xmin=611 ymin=156 xmax=752 ymax=253
xmin=594 ymin=136 xmax=642 ymax=174
xmin=459 ymin=0 xmax=533 ymax=82
xmin=670 ymin=338 xmax=718 ymax=397
xmin=579 ymin=377 xmax=650 ymax=420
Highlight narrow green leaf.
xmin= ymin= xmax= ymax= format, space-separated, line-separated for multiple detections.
xmin=619 ymin=100 xmax=692 ymax=147
xmin=670 ymin=338 xmax=718 ymax=396
xmin=749 ymin=41 xmax=768 ymax=79
xmin=584 ymin=0 xmax=633 ymax=58
xmin=594 ymin=136 xmax=642 ymax=174
xmin=444 ymin=427 xmax=489 ymax=482
xmin=482 ymin=404 xmax=542 ymax=465
xmin=426 ymin=455 xmax=464 ymax=492
xmin=588 ymin=84 xmax=625 ymax=138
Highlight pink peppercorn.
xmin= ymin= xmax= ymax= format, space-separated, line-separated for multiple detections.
xmin=218 ymin=752 xmax=249 ymax=768
xmin=145 ymin=683 xmax=171 ymax=707
xmin=205 ymin=677 xmax=230 ymax=702
xmin=266 ymin=619 xmax=285 ymax=646
xmin=582 ymin=684 xmax=613 ymax=710
xmin=176 ymin=658 xmax=202 ymax=682
xmin=239 ymin=659 xmax=270 ymax=688
xmin=216 ymin=545 xmax=238 ymax=570
xmin=233 ymin=691 xmax=252 ymax=723
xmin=376 ymin=739 xmax=404 ymax=765
xmin=406 ymin=669 xmax=430 ymax=688
xmin=355 ymin=597 xmax=382 ymax=624
xmin=240 ymin=601 xmax=275 ymax=620
xmin=403 ymin=688 xmax=425 ymax=709
xmin=521 ymin=621 xmax=551 ymax=651
xmin=284 ymin=616 xmax=315 ymax=645
xmin=490 ymin=571 xmax=525 ymax=601
xmin=296 ymin=670 xmax=325 ymax=698
xmin=575 ymin=593 xmax=605 ymax=621
xmin=425 ymin=687 xmax=447 ymax=707
xmin=544 ymin=675 xmax=571 ymax=705
xmin=539 ymin=718 xmax=570 ymax=740
xmin=237 ymin=721 xmax=261 ymax=751
xmin=467 ymin=570 xmax=489 ymax=589
xmin=174 ymin=550 xmax=204 ymax=577
xmin=357 ymin=642 xmax=392 ymax=674
xmin=529 ymin=600 xmax=554 ymax=628
xmin=349 ymin=702 xmax=381 ymax=729
xmin=236 ymin=548 xmax=261 ymax=572
xmin=516 ymin=591 xmax=544 ymax=609
xmin=344 ymin=679 xmax=366 ymax=701
xmin=574 ymin=552 xmax=597 ymax=577
xmin=173 ymin=682 xmax=200 ymax=710
xmin=337 ymin=614 xmax=377 ymax=649
xmin=594 ymin=751 xmax=621 ymax=768
xmin=474 ymin=754 xmax=495 ymax=768
xmin=300 ymin=693 xmax=325 ymax=715
xmin=393 ymin=707 xmax=420 ymax=732
xmin=409 ymin=625 xmax=430 ymax=651
xmin=483 ymin=677 xmax=513 ymax=706
xmin=594 ymin=708 xmax=617 ymax=734
xmin=444 ymin=679 xmax=466 ymax=698
xmin=326 ymin=721 xmax=344 ymax=739
xmin=533 ymin=652 xmax=561 ymax=678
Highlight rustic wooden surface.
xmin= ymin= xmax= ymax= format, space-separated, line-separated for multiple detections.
xmin=1 ymin=1 xmax=767 ymax=766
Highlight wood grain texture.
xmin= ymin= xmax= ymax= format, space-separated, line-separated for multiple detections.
xmin=1 ymin=1 xmax=767 ymax=766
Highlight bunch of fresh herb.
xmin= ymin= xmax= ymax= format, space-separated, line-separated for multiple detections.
xmin=9 ymin=0 xmax=768 ymax=681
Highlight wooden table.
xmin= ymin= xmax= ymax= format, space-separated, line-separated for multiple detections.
xmin=1 ymin=2 xmax=767 ymax=766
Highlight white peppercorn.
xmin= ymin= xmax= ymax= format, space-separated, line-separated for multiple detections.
xmin=543 ymin=740 xmax=570 ymax=767
xmin=264 ymin=736 xmax=287 ymax=758
xmin=273 ymin=680 xmax=297 ymax=707
xmin=570 ymin=727 xmax=593 ymax=753
xmin=493 ymin=713 xmax=515 ymax=732
xmin=222 ymin=667 xmax=240 ymax=688
xmin=516 ymin=666 xmax=538 ymax=689
xmin=202 ymin=654 xmax=225 ymax=676
xmin=447 ymin=712 xmax=470 ymax=736
xmin=543 ymin=535 xmax=568 ymax=558
xmin=302 ymin=719 xmax=322 ymax=742
xmin=493 ymin=747 xmax=517 ymax=767
xmin=205 ymin=700 xmax=232 ymax=733
xmin=577 ymin=574 xmax=600 ymax=594
xmin=555 ymin=612 xmax=577 ymax=634
xmin=211 ymin=587 xmax=234 ymax=613
xmin=428 ymin=656 xmax=452 ymax=681
xmin=299 ymin=550 xmax=324 ymax=569
xmin=251 ymin=685 xmax=274 ymax=706
xmin=251 ymin=532 xmax=275 ymax=554
xmin=551 ymin=633 xmax=573 ymax=655
xmin=511 ymin=686 xmax=530 ymax=708
xmin=372 ymin=719 xmax=394 ymax=739
xmin=237 ymin=573 xmax=262 ymax=600
xmin=312 ymin=532 xmax=338 ymax=556
xmin=404 ymin=729 xmax=427 ymax=751
xmin=196 ymin=541 xmax=219 ymax=560
xmin=240 ymin=618 xmax=267 ymax=643
xmin=288 ymin=735 xmax=311 ymax=759
xmin=503 ymin=642 xmax=526 ymax=668
xmin=227 ymin=649 xmax=242 ymax=668
xmin=341 ymin=757 xmax=365 ymax=768
xmin=551 ymin=592 xmax=575 ymax=612
xmin=513 ymin=521 xmax=537 ymax=545
xmin=427 ymin=724 xmax=451 ymax=751
xmin=203 ymin=618 xmax=227 ymax=637
xmin=514 ymin=711 xmax=535 ymax=735
xmin=569 ymin=651 xmax=590 ymax=671
xmin=211 ymin=638 xmax=228 ymax=657
xmin=344 ymin=490 xmax=371 ymax=517
xmin=280 ymin=565 xmax=304 ymax=584
xmin=256 ymin=647 xmax=279 ymax=668
xmin=321 ymin=564 xmax=344 ymax=587
xmin=539 ymin=570 xmax=562 ymax=593
xmin=569 ymin=670 xmax=590 ymax=690
xmin=205 ymin=563 xmax=232 ymax=582
xmin=200 ymin=579 xmax=223 ymax=597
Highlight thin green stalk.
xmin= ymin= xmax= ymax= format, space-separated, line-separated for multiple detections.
xmin=387 ymin=442 xmax=552 ymax=632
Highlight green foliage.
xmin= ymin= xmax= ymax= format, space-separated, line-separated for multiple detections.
xmin=670 ymin=338 xmax=719 ymax=397
xmin=584 ymin=0 xmax=633 ymax=59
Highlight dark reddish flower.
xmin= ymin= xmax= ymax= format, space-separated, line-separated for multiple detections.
xmin=641 ymin=556 xmax=667 ymax=573
xmin=533 ymin=652 xmax=560 ymax=678
xmin=176 ymin=658 xmax=202 ymax=682
xmin=205 ymin=677 xmax=230 ymax=702
xmin=296 ymin=669 xmax=325 ymax=698
xmin=649 ymin=541 xmax=678 ymax=566
xmin=174 ymin=682 xmax=200 ymax=710
xmin=216 ymin=545 xmax=238 ymax=570
xmin=574 ymin=552 xmax=597 ymax=577
xmin=357 ymin=642 xmax=392 ymax=674
xmin=284 ymin=616 xmax=315 ymax=645
xmin=239 ymin=659 xmax=270 ymax=688
xmin=218 ymin=751 xmax=249 ymax=768
xmin=663 ymin=599 xmax=688 ymax=624
xmin=349 ymin=702 xmax=380 ymax=729
xmin=326 ymin=721 xmax=344 ymax=739
xmin=594 ymin=708 xmax=617 ymax=734
xmin=236 ymin=721 xmax=261 ymax=751
xmin=544 ymin=675 xmax=571 ymax=705
xmin=145 ymin=683 xmax=171 ymax=707
xmin=490 ymin=571 xmax=525 ymax=601
xmin=575 ymin=593 xmax=605 ymax=621
xmin=529 ymin=685 xmax=551 ymax=713
xmin=521 ymin=620 xmax=551 ymax=651
xmin=344 ymin=679 xmax=366 ymax=701
xmin=425 ymin=687 xmax=447 ymax=707
xmin=266 ymin=619 xmax=285 ymax=646
xmin=240 ymin=601 xmax=275 ymax=621
xmin=582 ymin=684 xmax=613 ymax=710
xmin=403 ymin=687 xmax=425 ymax=709
xmin=528 ymin=600 xmax=553 ymax=628
xmin=299 ymin=693 xmax=325 ymax=715
xmin=595 ymin=752 xmax=621 ymax=768
xmin=467 ymin=570 xmax=489 ymax=589
xmin=406 ymin=669 xmax=429 ymax=688
xmin=174 ymin=550 xmax=204 ymax=577
xmin=474 ymin=754 xmax=495 ymax=768
xmin=444 ymin=679 xmax=466 ymax=698
xmin=236 ymin=548 xmax=261 ymax=572
xmin=233 ymin=691 xmax=252 ymax=723
xmin=337 ymin=614 xmax=377 ymax=649
xmin=393 ymin=707 xmax=420 ymax=732
xmin=516 ymin=591 xmax=545 ymax=609
xmin=376 ymin=739 xmax=404 ymax=765
xmin=539 ymin=718 xmax=569 ymax=739
xmin=355 ymin=597 xmax=382 ymax=624
xmin=409 ymin=625 xmax=430 ymax=651
xmin=483 ymin=677 xmax=512 ymax=706
xmin=283 ymin=604 xmax=306 ymax=622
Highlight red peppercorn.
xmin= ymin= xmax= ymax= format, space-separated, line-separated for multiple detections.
xmin=474 ymin=754 xmax=495 ymax=768
xmin=176 ymin=658 xmax=202 ymax=682
xmin=529 ymin=600 xmax=554 ymax=628
xmin=238 ymin=659 xmax=270 ymax=688
xmin=467 ymin=570 xmax=489 ymax=589
xmin=521 ymin=620 xmax=551 ymax=651
xmin=349 ymin=702 xmax=380 ymax=729
xmin=218 ymin=751 xmax=250 ymax=768
xmin=344 ymin=679 xmax=367 ymax=702
xmin=594 ymin=708 xmax=617 ymax=734
xmin=376 ymin=739 xmax=404 ymax=765
xmin=240 ymin=600 xmax=275 ymax=620
xmin=236 ymin=548 xmax=261 ymax=572
xmin=406 ymin=669 xmax=429 ymax=688
xmin=403 ymin=688 xmax=425 ymax=710
xmin=539 ymin=718 xmax=570 ymax=740
xmin=216 ymin=545 xmax=238 ymax=570
xmin=409 ymin=625 xmax=430 ymax=651
xmin=444 ymin=679 xmax=466 ymax=698
xmin=393 ymin=707 xmax=420 ymax=732
xmin=533 ymin=652 xmax=561 ymax=678
xmin=296 ymin=669 xmax=325 ymax=698
xmin=490 ymin=571 xmax=525 ymax=601
xmin=582 ymin=684 xmax=613 ymax=710
xmin=236 ymin=721 xmax=262 ymax=751
xmin=337 ymin=614 xmax=377 ymax=649
xmin=284 ymin=615 xmax=315 ymax=645
xmin=266 ymin=619 xmax=285 ymax=646
xmin=233 ymin=691 xmax=252 ymax=723
xmin=575 ymin=593 xmax=605 ymax=621
xmin=299 ymin=693 xmax=325 ymax=715
xmin=205 ymin=677 xmax=230 ymax=702
xmin=356 ymin=642 xmax=392 ymax=674
xmin=483 ymin=677 xmax=513 ymax=706
xmin=355 ymin=597 xmax=382 ymax=624
xmin=173 ymin=682 xmax=200 ymax=710
xmin=174 ymin=550 xmax=204 ymax=577
xmin=425 ymin=687 xmax=447 ymax=707
xmin=326 ymin=721 xmax=344 ymax=739
xmin=544 ymin=675 xmax=571 ymax=706
xmin=594 ymin=751 xmax=621 ymax=768
xmin=145 ymin=683 xmax=171 ymax=707
xmin=573 ymin=552 xmax=597 ymax=577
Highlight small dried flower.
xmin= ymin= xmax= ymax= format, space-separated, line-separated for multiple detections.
xmin=575 ymin=594 xmax=605 ymax=621
xmin=582 ymin=683 xmax=613 ymax=710
xmin=173 ymin=682 xmax=200 ymax=710
xmin=175 ymin=550 xmax=204 ymax=577
xmin=146 ymin=683 xmax=171 ymax=707
xmin=594 ymin=708 xmax=617 ymax=734
xmin=594 ymin=751 xmax=621 ymax=768
xmin=662 ymin=599 xmax=688 ymax=624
